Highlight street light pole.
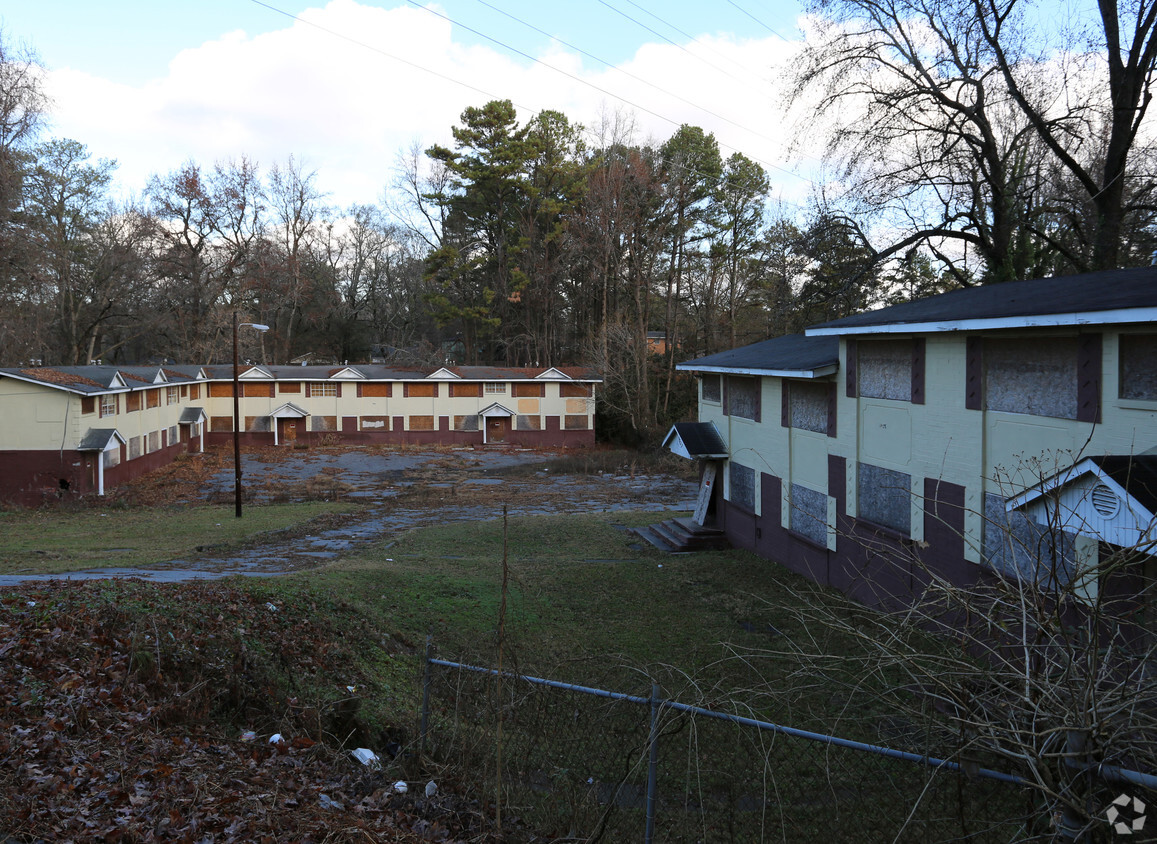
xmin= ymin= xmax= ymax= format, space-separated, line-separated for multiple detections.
xmin=233 ymin=312 xmax=270 ymax=518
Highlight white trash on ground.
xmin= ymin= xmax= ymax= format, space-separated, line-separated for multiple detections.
xmin=351 ymin=747 xmax=380 ymax=767
xmin=393 ymin=780 xmax=408 ymax=794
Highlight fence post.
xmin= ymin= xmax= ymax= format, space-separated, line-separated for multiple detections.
xmin=645 ymin=682 xmax=661 ymax=844
xmin=419 ymin=635 xmax=432 ymax=759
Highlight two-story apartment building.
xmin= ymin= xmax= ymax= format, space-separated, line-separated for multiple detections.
xmin=677 ymin=267 xmax=1157 ymax=619
xmin=0 ymin=364 xmax=599 ymax=505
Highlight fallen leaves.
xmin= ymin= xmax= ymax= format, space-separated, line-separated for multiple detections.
xmin=0 ymin=581 xmax=501 ymax=842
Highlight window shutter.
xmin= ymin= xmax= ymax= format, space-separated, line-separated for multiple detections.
xmin=336 ymin=383 xmax=343 ymax=398
xmin=357 ymin=384 xmax=363 ymax=398
xmin=722 ymin=377 xmax=730 ymax=416
xmin=965 ymin=337 xmax=983 ymax=410
xmin=781 ymin=382 xmax=790 ymax=428
xmin=911 ymin=338 xmax=926 ymax=404
xmin=1077 ymin=333 xmax=1102 ymax=423
xmin=845 ymin=339 xmax=857 ymax=398
xmin=305 ymin=383 xmax=311 ymax=398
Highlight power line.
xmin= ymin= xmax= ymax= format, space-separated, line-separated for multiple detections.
xmin=245 ymin=0 xmax=815 ymax=206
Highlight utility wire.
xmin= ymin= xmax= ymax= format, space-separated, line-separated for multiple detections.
xmin=472 ymin=0 xmax=787 ymax=154
xmin=726 ymin=0 xmax=795 ymax=43
xmin=246 ymin=0 xmax=815 ymax=206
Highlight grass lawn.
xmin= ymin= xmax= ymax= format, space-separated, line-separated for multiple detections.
xmin=0 ymin=501 xmax=358 ymax=574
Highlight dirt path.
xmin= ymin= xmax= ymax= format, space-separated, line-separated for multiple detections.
xmin=1 ymin=447 xmax=697 ymax=584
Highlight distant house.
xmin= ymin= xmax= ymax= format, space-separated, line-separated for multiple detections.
xmin=0 ymin=364 xmax=599 ymax=505
xmin=676 ymin=268 xmax=1157 ymax=632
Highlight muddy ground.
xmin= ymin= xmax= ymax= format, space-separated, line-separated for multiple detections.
xmin=4 ymin=446 xmax=698 ymax=584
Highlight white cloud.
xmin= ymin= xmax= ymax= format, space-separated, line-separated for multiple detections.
xmin=38 ymin=0 xmax=812 ymax=211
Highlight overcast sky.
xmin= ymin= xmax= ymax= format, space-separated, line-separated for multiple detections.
xmin=2 ymin=0 xmax=812 ymax=212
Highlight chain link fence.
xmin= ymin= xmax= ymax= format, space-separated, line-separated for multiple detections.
xmin=419 ymin=652 xmax=1040 ymax=842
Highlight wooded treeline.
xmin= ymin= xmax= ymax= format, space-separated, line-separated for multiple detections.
xmin=3 ymin=0 xmax=1156 ymax=442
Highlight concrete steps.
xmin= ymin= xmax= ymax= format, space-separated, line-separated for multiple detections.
xmin=631 ymin=517 xmax=729 ymax=553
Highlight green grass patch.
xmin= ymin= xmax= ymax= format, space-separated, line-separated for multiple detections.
xmin=0 ymin=502 xmax=359 ymax=574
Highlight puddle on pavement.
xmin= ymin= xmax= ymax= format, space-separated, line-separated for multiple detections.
xmin=7 ymin=451 xmax=698 ymax=585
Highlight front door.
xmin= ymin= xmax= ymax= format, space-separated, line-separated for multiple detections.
xmin=487 ymin=416 xmax=509 ymax=443
xmin=279 ymin=418 xmax=298 ymax=444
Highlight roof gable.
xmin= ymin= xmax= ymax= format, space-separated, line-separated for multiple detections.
xmin=534 ymin=367 xmax=571 ymax=380
xmin=663 ymin=422 xmax=729 ymax=459
xmin=328 ymin=366 xmax=366 ymax=380
xmin=427 ymin=367 xmax=461 ymax=379
xmin=238 ymin=365 xmax=274 ymax=380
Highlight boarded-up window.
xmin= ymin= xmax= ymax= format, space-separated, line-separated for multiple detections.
xmin=243 ymin=383 xmax=274 ymax=398
xmin=1120 ymin=334 xmax=1157 ymax=401
xmin=310 ymin=415 xmax=337 ymax=432
xmin=405 ymin=383 xmax=438 ymax=398
xmin=128 ymin=437 xmax=141 ymax=459
xmin=81 ymin=396 xmax=95 ymax=414
xmin=147 ymin=389 xmax=161 ymax=409
xmin=560 ymin=383 xmax=592 ymax=398
xmin=986 ymin=337 xmax=1078 ymax=419
xmin=244 ymin=416 xmax=271 ymax=432
xmin=726 ymin=377 xmax=760 ymax=421
xmin=454 ymin=414 xmax=479 ymax=431
xmin=147 ymin=431 xmax=161 ymax=452
xmin=166 ymin=386 xmax=180 ymax=405
xmin=361 ymin=383 xmax=391 ymax=397
xmin=189 ymin=384 xmax=200 ymax=400
xmin=279 ymin=382 xmax=302 ymax=394
xmin=858 ymin=463 xmax=911 ymax=535
xmin=791 ymin=484 xmax=828 ymax=545
xmin=729 ymin=462 xmax=756 ymax=511
xmin=789 ymin=381 xmax=830 ymax=433
xmin=515 ymin=415 xmax=541 ymax=430
xmin=702 ymin=375 xmax=721 ymax=403
xmin=361 ymin=416 xmax=390 ymax=430
xmin=450 ymin=383 xmax=483 ymax=398
xmin=982 ymin=492 xmax=1077 ymax=585
xmin=485 ymin=382 xmax=505 ymax=394
xmin=409 ymin=415 xmax=435 ymax=430
xmin=100 ymin=394 xmax=117 ymax=417
xmin=180 ymin=385 xmax=187 ymax=398
xmin=564 ymin=415 xmax=588 ymax=429
xmin=126 ymin=391 xmax=141 ymax=412
xmin=513 ymin=383 xmax=545 ymax=397
xmin=859 ymin=340 xmax=912 ymax=400
xmin=210 ymin=416 xmax=232 ymax=432
xmin=313 ymin=382 xmax=340 ymax=397
xmin=169 ymin=425 xmax=179 ymax=444
xmin=210 ymin=383 xmax=233 ymax=398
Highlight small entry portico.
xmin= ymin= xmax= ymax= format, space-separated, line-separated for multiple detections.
xmin=269 ymin=403 xmax=309 ymax=446
xmin=479 ymin=403 xmax=515 ymax=445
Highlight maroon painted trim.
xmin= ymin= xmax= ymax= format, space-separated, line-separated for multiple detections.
xmin=1077 ymin=333 xmax=1102 ymax=423
xmin=781 ymin=381 xmax=790 ymax=428
xmin=965 ymin=337 xmax=983 ymax=410
xmin=845 ymin=338 xmax=857 ymax=398
xmin=911 ymin=338 xmax=926 ymax=404
xmin=827 ymin=382 xmax=838 ymax=438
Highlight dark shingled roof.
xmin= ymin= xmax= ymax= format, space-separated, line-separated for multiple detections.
xmin=77 ymin=428 xmax=122 ymax=451
xmin=808 ymin=266 xmax=1157 ymax=333
xmin=667 ymin=422 xmax=728 ymax=457
xmin=1092 ymin=455 xmax=1157 ymax=514
xmin=178 ymin=406 xmax=207 ymax=424
xmin=677 ymin=334 xmax=839 ymax=374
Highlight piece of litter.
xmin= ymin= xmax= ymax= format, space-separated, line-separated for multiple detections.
xmin=268 ymin=733 xmax=284 ymax=744
xmin=657 ymin=564 xmax=663 ymax=568
xmin=587 ymin=777 xmax=594 ymax=785
xmin=240 ymin=731 xmax=256 ymax=742
xmin=318 ymin=793 xmax=343 ymax=810
xmin=393 ymin=780 xmax=408 ymax=794
xmin=26 ymin=601 xmax=35 ymax=608
xmin=351 ymin=748 xmax=380 ymax=767
xmin=265 ymin=602 xmax=278 ymax=612
xmin=346 ymin=685 xmax=356 ymax=693
xmin=425 ymin=781 xmax=437 ymax=798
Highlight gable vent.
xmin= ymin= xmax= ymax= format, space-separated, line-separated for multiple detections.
xmin=1090 ymin=483 xmax=1120 ymax=518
